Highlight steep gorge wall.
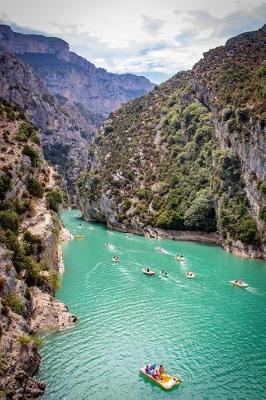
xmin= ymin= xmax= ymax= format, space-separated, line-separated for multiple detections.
xmin=0 ymin=100 xmax=76 ymax=399
xmin=78 ymin=26 xmax=266 ymax=259
xmin=0 ymin=52 xmax=93 ymax=201
xmin=0 ymin=24 xmax=154 ymax=121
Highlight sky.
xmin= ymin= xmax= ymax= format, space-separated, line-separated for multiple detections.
xmin=0 ymin=0 xmax=265 ymax=83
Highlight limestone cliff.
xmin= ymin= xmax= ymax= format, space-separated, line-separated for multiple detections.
xmin=0 ymin=100 xmax=76 ymax=399
xmin=0 ymin=24 xmax=154 ymax=122
xmin=0 ymin=51 xmax=92 ymax=200
xmin=78 ymin=26 xmax=266 ymax=259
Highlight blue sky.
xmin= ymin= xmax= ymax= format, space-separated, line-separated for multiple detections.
xmin=0 ymin=0 xmax=265 ymax=83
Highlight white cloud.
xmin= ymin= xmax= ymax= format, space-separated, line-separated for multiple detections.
xmin=0 ymin=0 xmax=265 ymax=82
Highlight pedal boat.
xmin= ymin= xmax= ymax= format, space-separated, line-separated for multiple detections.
xmin=112 ymin=256 xmax=120 ymax=262
xmin=74 ymin=235 xmax=85 ymax=239
xmin=142 ymin=268 xmax=156 ymax=276
xmin=230 ymin=279 xmax=248 ymax=288
xmin=176 ymin=255 xmax=185 ymax=261
xmin=139 ymin=366 xmax=182 ymax=390
xmin=186 ymin=271 xmax=195 ymax=279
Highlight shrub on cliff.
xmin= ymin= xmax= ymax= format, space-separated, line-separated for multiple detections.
xmin=19 ymin=334 xmax=43 ymax=348
xmin=0 ymin=210 xmax=19 ymax=232
xmin=260 ymin=206 xmax=266 ymax=223
xmin=0 ymin=173 xmax=12 ymax=201
xmin=4 ymin=292 xmax=25 ymax=314
xmin=27 ymin=179 xmax=44 ymax=198
xmin=23 ymin=231 xmax=43 ymax=256
xmin=237 ymin=218 xmax=260 ymax=244
xmin=22 ymin=145 xmax=40 ymax=167
xmin=156 ymin=210 xmax=183 ymax=230
xmin=46 ymin=270 xmax=61 ymax=292
xmin=184 ymin=189 xmax=216 ymax=232
xmin=17 ymin=121 xmax=36 ymax=141
xmin=46 ymin=189 xmax=63 ymax=212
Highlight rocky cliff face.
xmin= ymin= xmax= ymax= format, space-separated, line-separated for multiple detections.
xmin=78 ymin=26 xmax=266 ymax=259
xmin=0 ymin=25 xmax=154 ymax=122
xmin=0 ymin=52 xmax=93 ymax=200
xmin=0 ymin=100 xmax=76 ymax=398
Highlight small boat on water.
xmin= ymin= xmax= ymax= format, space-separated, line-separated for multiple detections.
xmin=230 ymin=279 xmax=249 ymax=288
xmin=176 ymin=255 xmax=185 ymax=262
xmin=186 ymin=271 xmax=195 ymax=279
xmin=155 ymin=247 xmax=164 ymax=253
xmin=74 ymin=235 xmax=85 ymax=239
xmin=104 ymin=242 xmax=111 ymax=247
xmin=142 ymin=267 xmax=156 ymax=276
xmin=112 ymin=256 xmax=120 ymax=263
xmin=160 ymin=270 xmax=168 ymax=278
xmin=139 ymin=365 xmax=182 ymax=390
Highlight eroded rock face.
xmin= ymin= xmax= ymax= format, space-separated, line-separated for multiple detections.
xmin=79 ymin=26 xmax=266 ymax=259
xmin=0 ymin=52 xmax=93 ymax=199
xmin=30 ymin=287 xmax=76 ymax=332
xmin=0 ymin=101 xmax=77 ymax=398
xmin=0 ymin=25 xmax=154 ymax=121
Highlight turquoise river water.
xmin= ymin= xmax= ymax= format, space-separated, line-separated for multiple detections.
xmin=38 ymin=209 xmax=266 ymax=399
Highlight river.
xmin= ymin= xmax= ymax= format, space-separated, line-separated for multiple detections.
xmin=38 ymin=209 xmax=266 ymax=399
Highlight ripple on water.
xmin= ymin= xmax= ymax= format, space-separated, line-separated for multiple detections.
xmin=38 ymin=210 xmax=266 ymax=400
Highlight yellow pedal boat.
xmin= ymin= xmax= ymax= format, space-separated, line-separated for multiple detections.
xmin=139 ymin=366 xmax=182 ymax=390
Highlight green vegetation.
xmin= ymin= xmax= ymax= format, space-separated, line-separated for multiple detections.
xmin=0 ymin=173 xmax=12 ymax=200
xmin=81 ymin=65 xmax=263 ymax=249
xmin=27 ymin=178 xmax=44 ymax=198
xmin=22 ymin=144 xmax=40 ymax=167
xmin=46 ymin=189 xmax=63 ymax=212
xmin=46 ymin=270 xmax=61 ymax=292
xmin=23 ymin=231 xmax=43 ymax=256
xmin=4 ymin=292 xmax=25 ymax=314
xmin=0 ymin=210 xmax=19 ymax=232
xmin=17 ymin=121 xmax=37 ymax=141
xmin=0 ymin=353 xmax=6 ymax=371
xmin=19 ymin=334 xmax=43 ymax=348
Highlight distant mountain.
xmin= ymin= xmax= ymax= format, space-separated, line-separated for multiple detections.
xmin=0 ymin=52 xmax=91 ymax=200
xmin=78 ymin=25 xmax=266 ymax=259
xmin=0 ymin=25 xmax=154 ymax=122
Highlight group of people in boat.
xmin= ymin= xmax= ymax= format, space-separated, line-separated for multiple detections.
xmin=145 ymin=364 xmax=165 ymax=381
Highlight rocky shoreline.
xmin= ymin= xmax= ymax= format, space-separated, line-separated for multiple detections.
xmin=82 ymin=214 xmax=266 ymax=260
xmin=0 ymin=226 xmax=76 ymax=399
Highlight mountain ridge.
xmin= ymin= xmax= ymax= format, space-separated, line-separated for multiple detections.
xmin=0 ymin=24 xmax=154 ymax=120
xmin=78 ymin=25 xmax=266 ymax=259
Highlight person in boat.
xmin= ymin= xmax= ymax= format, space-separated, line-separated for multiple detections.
xmin=147 ymin=267 xmax=150 ymax=272
xmin=152 ymin=367 xmax=160 ymax=380
xmin=159 ymin=365 xmax=165 ymax=376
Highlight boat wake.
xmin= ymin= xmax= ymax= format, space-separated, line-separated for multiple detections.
xmin=246 ymin=287 xmax=259 ymax=294
xmin=86 ymin=261 xmax=107 ymax=278
xmin=155 ymin=247 xmax=175 ymax=256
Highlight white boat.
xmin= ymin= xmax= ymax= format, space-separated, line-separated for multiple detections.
xmin=112 ymin=256 xmax=120 ymax=263
xmin=143 ymin=268 xmax=156 ymax=276
xmin=230 ymin=279 xmax=249 ymax=288
xmin=186 ymin=271 xmax=195 ymax=279
xmin=176 ymin=255 xmax=185 ymax=261
xmin=160 ymin=271 xmax=168 ymax=278
xmin=155 ymin=247 xmax=164 ymax=253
